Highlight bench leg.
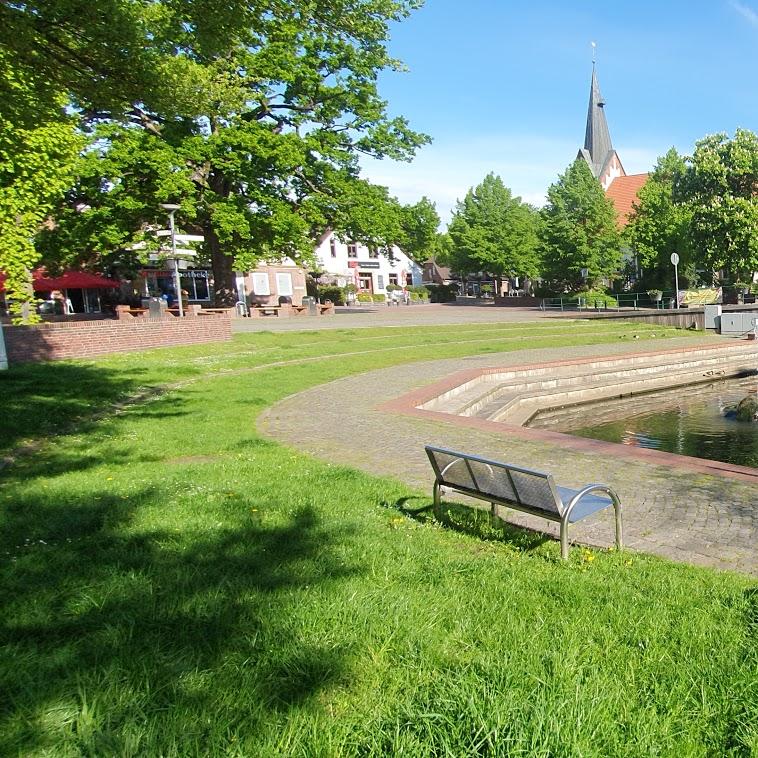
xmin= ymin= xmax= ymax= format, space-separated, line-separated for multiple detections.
xmin=560 ymin=519 xmax=570 ymax=560
xmin=433 ymin=480 xmax=441 ymax=509
xmin=614 ymin=500 xmax=624 ymax=551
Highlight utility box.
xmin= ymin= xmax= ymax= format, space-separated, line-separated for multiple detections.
xmin=146 ymin=298 xmax=166 ymax=319
xmin=301 ymin=296 xmax=317 ymax=316
xmin=719 ymin=311 xmax=758 ymax=335
xmin=704 ymin=304 xmax=722 ymax=330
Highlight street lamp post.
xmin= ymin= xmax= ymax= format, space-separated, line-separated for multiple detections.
xmin=160 ymin=203 xmax=183 ymax=317
xmin=670 ymin=253 xmax=680 ymax=310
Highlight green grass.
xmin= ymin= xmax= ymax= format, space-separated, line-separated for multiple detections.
xmin=0 ymin=321 xmax=755 ymax=756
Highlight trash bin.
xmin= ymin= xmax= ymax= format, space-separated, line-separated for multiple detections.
xmin=301 ymin=296 xmax=317 ymax=316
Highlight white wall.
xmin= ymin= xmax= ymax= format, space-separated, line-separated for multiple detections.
xmin=314 ymin=235 xmax=422 ymax=294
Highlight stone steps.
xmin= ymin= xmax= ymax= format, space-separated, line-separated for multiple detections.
xmin=418 ymin=343 xmax=757 ymax=426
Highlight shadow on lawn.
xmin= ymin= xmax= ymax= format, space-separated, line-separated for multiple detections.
xmin=0 ymin=486 xmax=361 ymax=754
xmin=392 ymin=496 xmax=550 ymax=553
xmin=0 ymin=361 xmax=160 ymax=456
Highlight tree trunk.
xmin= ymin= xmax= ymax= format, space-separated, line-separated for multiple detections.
xmin=206 ymin=224 xmax=238 ymax=306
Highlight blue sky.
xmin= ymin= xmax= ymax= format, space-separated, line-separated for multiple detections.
xmin=360 ymin=0 xmax=758 ymax=225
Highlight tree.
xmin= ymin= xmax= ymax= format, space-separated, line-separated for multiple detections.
xmin=37 ymin=1 xmax=430 ymax=305
xmin=0 ymin=58 xmax=81 ymax=321
xmin=399 ymin=197 xmax=440 ymax=262
xmin=447 ymin=174 xmax=539 ymax=289
xmin=677 ymin=129 xmax=758 ymax=281
xmin=539 ymin=159 xmax=620 ymax=289
xmin=625 ymin=148 xmax=693 ymax=289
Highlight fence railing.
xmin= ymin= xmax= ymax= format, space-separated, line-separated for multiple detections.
xmin=540 ymin=292 xmax=677 ymax=312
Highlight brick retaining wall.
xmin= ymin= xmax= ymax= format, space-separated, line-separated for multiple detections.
xmin=2 ymin=314 xmax=232 ymax=365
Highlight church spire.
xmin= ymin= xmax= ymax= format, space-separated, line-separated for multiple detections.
xmin=576 ymin=53 xmax=625 ymax=190
xmin=583 ymin=64 xmax=612 ymax=177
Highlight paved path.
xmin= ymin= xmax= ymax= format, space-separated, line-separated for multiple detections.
xmin=233 ymin=303 xmax=557 ymax=332
xmin=259 ymin=336 xmax=758 ymax=576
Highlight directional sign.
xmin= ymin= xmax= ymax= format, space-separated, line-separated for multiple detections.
xmin=155 ymin=231 xmax=204 ymax=243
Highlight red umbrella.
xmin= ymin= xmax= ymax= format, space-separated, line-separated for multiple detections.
xmin=0 ymin=270 xmax=121 ymax=293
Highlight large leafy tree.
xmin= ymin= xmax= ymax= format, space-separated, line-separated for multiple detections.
xmin=539 ymin=159 xmax=620 ymax=289
xmin=447 ymin=173 xmax=539 ymax=288
xmin=3 ymin=1 xmax=429 ymax=310
xmin=35 ymin=0 xmax=429 ymax=305
xmin=677 ymin=129 xmax=758 ymax=281
xmin=0 ymin=56 xmax=82 ymax=321
xmin=625 ymin=148 xmax=693 ymax=289
xmin=399 ymin=196 xmax=440 ymax=262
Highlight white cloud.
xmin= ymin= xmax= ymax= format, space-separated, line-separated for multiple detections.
xmin=731 ymin=0 xmax=758 ymax=27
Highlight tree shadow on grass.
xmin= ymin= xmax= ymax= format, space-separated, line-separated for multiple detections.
xmin=0 ymin=486 xmax=363 ymax=754
xmin=0 ymin=361 xmax=161 ymax=456
xmin=389 ymin=495 xmax=551 ymax=553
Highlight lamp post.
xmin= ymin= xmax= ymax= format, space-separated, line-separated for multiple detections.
xmin=160 ymin=203 xmax=183 ymax=317
xmin=670 ymin=252 xmax=680 ymax=310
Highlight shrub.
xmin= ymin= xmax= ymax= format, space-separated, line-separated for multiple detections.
xmin=373 ymin=293 xmax=386 ymax=303
xmin=385 ymin=284 xmax=401 ymax=292
xmin=425 ymin=284 xmax=457 ymax=303
xmin=317 ymin=285 xmax=345 ymax=305
xmin=567 ymin=289 xmax=618 ymax=308
xmin=356 ymin=293 xmax=373 ymax=303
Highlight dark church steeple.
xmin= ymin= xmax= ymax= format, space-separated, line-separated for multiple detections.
xmin=577 ymin=58 xmax=625 ymax=190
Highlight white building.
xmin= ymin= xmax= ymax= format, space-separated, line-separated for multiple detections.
xmin=314 ymin=233 xmax=422 ymax=296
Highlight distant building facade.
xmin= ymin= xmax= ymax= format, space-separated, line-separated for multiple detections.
xmin=314 ymin=233 xmax=422 ymax=295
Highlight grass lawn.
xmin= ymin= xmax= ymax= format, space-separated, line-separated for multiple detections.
xmin=0 ymin=321 xmax=756 ymax=756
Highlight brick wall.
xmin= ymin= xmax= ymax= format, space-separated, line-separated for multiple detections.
xmin=2 ymin=314 xmax=232 ymax=365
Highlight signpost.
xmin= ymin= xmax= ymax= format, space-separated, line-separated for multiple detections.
xmin=158 ymin=205 xmax=204 ymax=317
xmin=671 ymin=253 xmax=680 ymax=309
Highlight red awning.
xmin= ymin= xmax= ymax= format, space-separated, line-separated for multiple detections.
xmin=0 ymin=270 xmax=121 ymax=293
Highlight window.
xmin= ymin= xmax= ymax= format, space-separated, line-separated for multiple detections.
xmin=330 ymin=237 xmax=337 ymax=258
xmin=347 ymin=243 xmax=358 ymax=258
xmin=179 ymin=269 xmax=211 ymax=301
xmin=276 ymin=272 xmax=293 ymax=297
xmin=252 ymin=272 xmax=270 ymax=296
xmin=406 ymin=273 xmax=413 ymax=286
xmin=388 ymin=274 xmax=399 ymax=286
xmin=377 ymin=275 xmax=384 ymax=290
xmin=358 ymin=273 xmax=373 ymax=292
xmin=368 ymin=246 xmax=379 ymax=259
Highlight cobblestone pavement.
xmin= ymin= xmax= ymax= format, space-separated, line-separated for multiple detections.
xmin=233 ymin=303 xmax=559 ymax=332
xmin=258 ymin=336 xmax=758 ymax=576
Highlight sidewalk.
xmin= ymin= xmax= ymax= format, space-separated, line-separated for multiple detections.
xmin=233 ymin=302 xmax=553 ymax=332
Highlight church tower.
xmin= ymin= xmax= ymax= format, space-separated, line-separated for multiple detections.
xmin=577 ymin=63 xmax=625 ymax=190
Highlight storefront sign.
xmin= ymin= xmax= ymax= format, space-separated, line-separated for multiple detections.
xmin=357 ymin=261 xmax=381 ymax=269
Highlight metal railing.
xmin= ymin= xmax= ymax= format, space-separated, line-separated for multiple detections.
xmin=540 ymin=292 xmax=676 ymax=312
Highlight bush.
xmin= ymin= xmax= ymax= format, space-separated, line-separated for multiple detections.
xmin=372 ymin=293 xmax=386 ymax=303
xmin=567 ymin=289 xmax=618 ymax=308
xmin=317 ymin=285 xmax=345 ymax=305
xmin=425 ymin=284 xmax=457 ymax=303
xmin=385 ymin=284 xmax=401 ymax=292
xmin=356 ymin=293 xmax=373 ymax=303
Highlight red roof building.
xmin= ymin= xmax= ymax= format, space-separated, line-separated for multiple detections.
xmin=605 ymin=173 xmax=649 ymax=228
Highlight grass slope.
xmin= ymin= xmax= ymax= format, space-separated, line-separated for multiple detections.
xmin=0 ymin=322 xmax=756 ymax=756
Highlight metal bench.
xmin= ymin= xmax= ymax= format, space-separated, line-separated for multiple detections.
xmin=425 ymin=446 xmax=623 ymax=559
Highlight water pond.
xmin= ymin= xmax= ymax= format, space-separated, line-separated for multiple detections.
xmin=529 ymin=376 xmax=758 ymax=468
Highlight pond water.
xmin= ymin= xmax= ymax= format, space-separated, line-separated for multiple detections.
xmin=528 ymin=376 xmax=758 ymax=468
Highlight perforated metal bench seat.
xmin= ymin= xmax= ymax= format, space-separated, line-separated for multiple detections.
xmin=425 ymin=445 xmax=623 ymax=559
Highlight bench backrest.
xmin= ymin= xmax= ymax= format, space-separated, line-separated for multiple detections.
xmin=425 ymin=446 xmax=563 ymax=517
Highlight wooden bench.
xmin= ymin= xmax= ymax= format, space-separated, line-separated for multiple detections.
xmin=250 ymin=305 xmax=290 ymax=318
xmin=425 ymin=446 xmax=623 ymax=559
